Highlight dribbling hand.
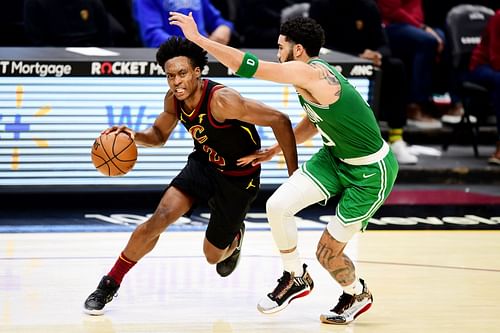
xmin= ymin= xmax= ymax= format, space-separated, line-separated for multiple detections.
xmin=101 ymin=125 xmax=135 ymax=140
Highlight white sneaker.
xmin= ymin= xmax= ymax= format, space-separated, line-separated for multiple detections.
xmin=441 ymin=114 xmax=477 ymax=124
xmin=407 ymin=145 xmax=442 ymax=156
xmin=407 ymin=118 xmax=443 ymax=129
xmin=390 ymin=140 xmax=418 ymax=164
xmin=320 ymin=279 xmax=373 ymax=325
xmin=257 ymin=264 xmax=314 ymax=314
xmin=440 ymin=103 xmax=478 ymax=124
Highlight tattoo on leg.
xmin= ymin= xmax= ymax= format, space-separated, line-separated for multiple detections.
xmin=316 ymin=240 xmax=339 ymax=269
xmin=316 ymin=231 xmax=346 ymax=268
xmin=316 ymin=232 xmax=356 ymax=286
xmin=331 ymin=256 xmax=356 ymax=286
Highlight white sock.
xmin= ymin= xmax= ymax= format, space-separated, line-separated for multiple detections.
xmin=342 ymin=278 xmax=363 ymax=295
xmin=281 ymin=250 xmax=303 ymax=276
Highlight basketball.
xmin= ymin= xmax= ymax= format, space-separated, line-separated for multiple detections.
xmin=91 ymin=132 xmax=137 ymax=176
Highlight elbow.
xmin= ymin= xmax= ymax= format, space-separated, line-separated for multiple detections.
xmin=273 ymin=113 xmax=292 ymax=128
xmin=141 ymin=126 xmax=167 ymax=147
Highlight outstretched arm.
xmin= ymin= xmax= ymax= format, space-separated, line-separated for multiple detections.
xmin=169 ymin=11 xmax=316 ymax=88
xmin=239 ymin=115 xmax=318 ymax=165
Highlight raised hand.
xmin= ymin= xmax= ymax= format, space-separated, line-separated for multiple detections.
xmin=169 ymin=11 xmax=202 ymax=43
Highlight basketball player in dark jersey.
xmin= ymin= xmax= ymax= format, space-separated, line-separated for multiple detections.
xmin=83 ymin=36 xmax=298 ymax=315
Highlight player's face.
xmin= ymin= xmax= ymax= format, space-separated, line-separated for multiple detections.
xmin=165 ymin=56 xmax=201 ymax=101
xmin=277 ymin=35 xmax=295 ymax=63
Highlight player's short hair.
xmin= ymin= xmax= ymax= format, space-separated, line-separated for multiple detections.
xmin=280 ymin=17 xmax=325 ymax=57
xmin=156 ymin=36 xmax=208 ymax=71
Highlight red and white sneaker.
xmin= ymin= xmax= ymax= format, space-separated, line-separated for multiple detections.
xmin=257 ymin=264 xmax=314 ymax=314
xmin=320 ymin=279 xmax=373 ymax=325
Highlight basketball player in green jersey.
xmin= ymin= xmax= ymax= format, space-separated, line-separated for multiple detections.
xmin=170 ymin=14 xmax=399 ymax=324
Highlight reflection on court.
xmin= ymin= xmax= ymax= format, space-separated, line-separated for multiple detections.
xmin=1 ymin=230 xmax=499 ymax=333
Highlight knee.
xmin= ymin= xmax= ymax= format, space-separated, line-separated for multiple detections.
xmin=204 ymin=254 xmax=220 ymax=265
xmin=203 ymin=247 xmax=222 ymax=265
xmin=144 ymin=206 xmax=176 ymax=235
xmin=419 ymin=36 xmax=439 ymax=53
xmin=266 ymin=193 xmax=292 ymax=219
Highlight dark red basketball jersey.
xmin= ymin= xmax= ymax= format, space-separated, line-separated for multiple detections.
xmin=174 ymin=79 xmax=261 ymax=176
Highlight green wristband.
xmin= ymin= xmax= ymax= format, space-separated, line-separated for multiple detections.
xmin=235 ymin=52 xmax=259 ymax=78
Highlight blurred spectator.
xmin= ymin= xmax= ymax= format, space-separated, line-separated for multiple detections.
xmin=211 ymin=0 xmax=239 ymax=21
xmin=423 ymin=0 xmax=500 ymax=30
xmin=468 ymin=9 xmax=500 ymax=164
xmin=102 ymin=0 xmax=141 ymax=46
xmin=236 ymin=0 xmax=306 ymax=48
xmin=421 ymin=0 xmax=500 ymax=124
xmin=24 ymin=0 xmax=112 ymax=46
xmin=133 ymin=0 xmax=234 ymax=48
xmin=0 ymin=1 xmax=28 ymax=46
xmin=309 ymin=0 xmax=418 ymax=164
xmin=378 ymin=0 xmax=443 ymax=129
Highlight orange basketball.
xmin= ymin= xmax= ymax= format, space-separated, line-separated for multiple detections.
xmin=91 ymin=132 xmax=137 ymax=177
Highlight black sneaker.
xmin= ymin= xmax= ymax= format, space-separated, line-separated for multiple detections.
xmin=216 ymin=223 xmax=245 ymax=277
xmin=257 ymin=263 xmax=314 ymax=314
xmin=320 ymin=278 xmax=373 ymax=325
xmin=83 ymin=275 xmax=120 ymax=315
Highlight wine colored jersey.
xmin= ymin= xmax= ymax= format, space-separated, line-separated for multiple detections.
xmin=174 ymin=79 xmax=261 ymax=176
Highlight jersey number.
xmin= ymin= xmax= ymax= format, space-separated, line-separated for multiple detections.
xmin=203 ymin=145 xmax=226 ymax=166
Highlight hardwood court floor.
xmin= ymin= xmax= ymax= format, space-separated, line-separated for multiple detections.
xmin=1 ymin=230 xmax=499 ymax=333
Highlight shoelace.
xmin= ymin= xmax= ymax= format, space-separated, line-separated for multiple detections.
xmin=331 ymin=293 xmax=354 ymax=314
xmin=88 ymin=288 xmax=116 ymax=303
xmin=269 ymin=272 xmax=294 ymax=301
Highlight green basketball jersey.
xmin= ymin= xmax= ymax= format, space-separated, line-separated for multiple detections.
xmin=298 ymin=58 xmax=384 ymax=160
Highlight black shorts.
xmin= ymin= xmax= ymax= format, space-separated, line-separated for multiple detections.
xmin=170 ymin=154 xmax=260 ymax=249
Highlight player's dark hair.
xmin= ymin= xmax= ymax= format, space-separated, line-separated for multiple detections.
xmin=156 ymin=36 xmax=208 ymax=71
xmin=279 ymin=17 xmax=325 ymax=57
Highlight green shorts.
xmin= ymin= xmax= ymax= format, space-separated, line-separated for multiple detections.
xmin=300 ymin=146 xmax=398 ymax=229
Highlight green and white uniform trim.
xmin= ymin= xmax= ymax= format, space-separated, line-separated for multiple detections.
xmin=298 ymin=58 xmax=399 ymax=229
xmin=298 ymin=58 xmax=384 ymax=160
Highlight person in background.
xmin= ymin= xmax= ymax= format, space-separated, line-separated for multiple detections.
xmin=377 ymin=0 xmax=443 ymax=129
xmin=235 ymin=0 xmax=307 ymax=48
xmin=170 ymin=13 xmax=398 ymax=325
xmin=309 ymin=0 xmax=418 ymax=164
xmin=0 ymin=1 xmax=28 ymax=46
xmin=468 ymin=9 xmax=500 ymax=164
xmin=421 ymin=0 xmax=500 ymax=124
xmin=102 ymin=0 xmax=141 ymax=46
xmin=82 ymin=36 xmax=298 ymax=315
xmin=24 ymin=0 xmax=112 ymax=46
xmin=133 ymin=0 xmax=234 ymax=48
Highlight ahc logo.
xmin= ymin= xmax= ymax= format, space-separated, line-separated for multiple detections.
xmin=349 ymin=64 xmax=373 ymax=77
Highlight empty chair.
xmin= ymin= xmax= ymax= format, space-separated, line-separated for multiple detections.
xmin=443 ymin=4 xmax=495 ymax=156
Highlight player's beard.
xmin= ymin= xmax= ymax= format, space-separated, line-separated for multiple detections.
xmin=279 ymin=49 xmax=295 ymax=63
xmin=285 ymin=49 xmax=295 ymax=62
